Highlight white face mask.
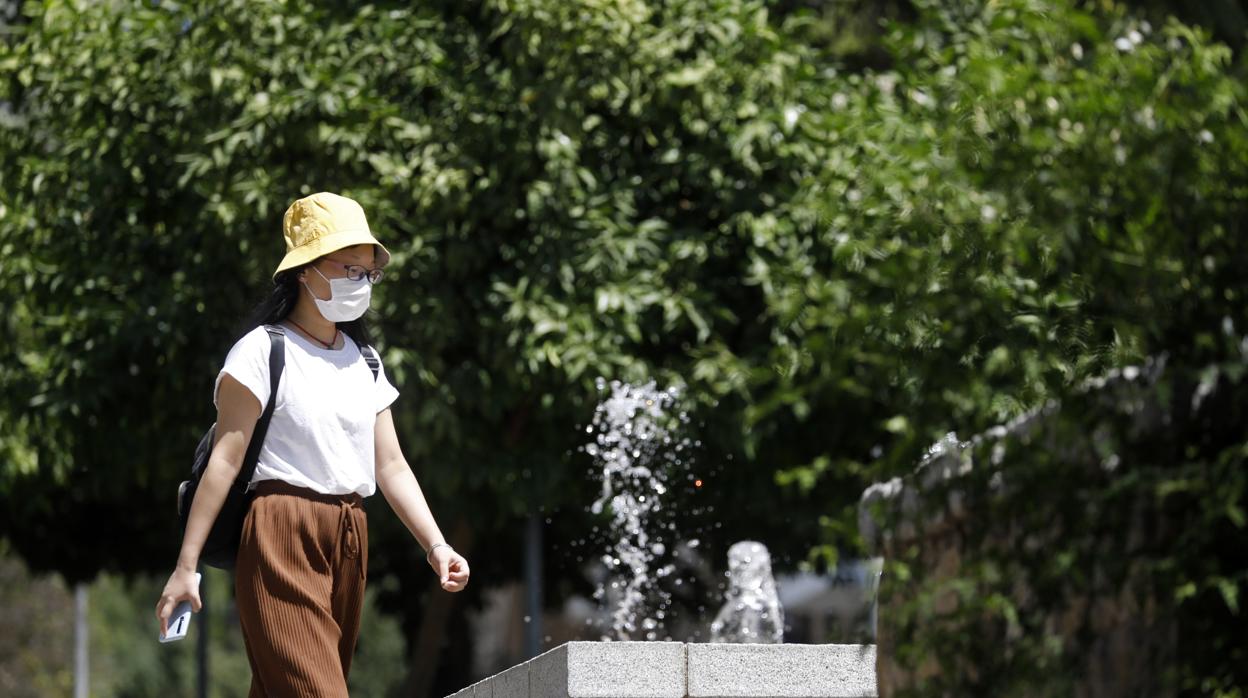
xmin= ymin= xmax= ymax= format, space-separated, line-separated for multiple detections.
xmin=304 ymin=266 xmax=371 ymax=322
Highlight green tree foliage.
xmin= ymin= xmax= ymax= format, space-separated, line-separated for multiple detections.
xmin=840 ymin=1 xmax=1247 ymax=693
xmin=750 ymin=0 xmax=1247 ymax=553
xmin=0 ymin=0 xmax=850 ymax=687
xmin=1 ymin=0 xmax=1245 ymax=691
xmin=0 ymin=542 xmax=74 ymax=697
xmin=0 ymin=545 xmax=406 ymax=697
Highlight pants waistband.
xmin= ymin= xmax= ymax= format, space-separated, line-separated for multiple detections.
xmin=251 ymin=479 xmax=363 ymax=508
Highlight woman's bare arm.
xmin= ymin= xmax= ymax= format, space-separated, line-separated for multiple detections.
xmin=154 ymin=374 xmax=260 ymax=631
xmin=374 ymin=408 xmax=470 ymax=591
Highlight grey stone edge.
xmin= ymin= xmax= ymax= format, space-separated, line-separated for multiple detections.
xmin=447 ymin=642 xmax=877 ymax=698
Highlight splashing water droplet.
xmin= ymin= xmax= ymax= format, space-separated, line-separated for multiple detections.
xmin=582 ymin=379 xmax=698 ymax=640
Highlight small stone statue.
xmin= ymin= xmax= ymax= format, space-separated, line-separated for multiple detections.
xmin=709 ymin=541 xmax=784 ymax=643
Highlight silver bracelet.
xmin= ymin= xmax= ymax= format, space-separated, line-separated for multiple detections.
xmin=426 ymin=542 xmax=451 ymax=562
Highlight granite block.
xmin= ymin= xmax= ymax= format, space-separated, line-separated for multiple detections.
xmin=491 ymin=659 xmax=529 ymax=698
xmin=530 ymin=641 xmax=686 ymax=697
xmin=687 ymin=643 xmax=877 ymax=698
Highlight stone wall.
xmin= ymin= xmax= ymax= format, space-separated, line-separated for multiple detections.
xmin=859 ymin=360 xmax=1184 ymax=696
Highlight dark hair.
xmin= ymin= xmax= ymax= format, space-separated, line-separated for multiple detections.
xmin=242 ymin=265 xmax=374 ymax=348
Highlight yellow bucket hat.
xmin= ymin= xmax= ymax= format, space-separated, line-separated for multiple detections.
xmin=273 ymin=192 xmax=391 ymax=280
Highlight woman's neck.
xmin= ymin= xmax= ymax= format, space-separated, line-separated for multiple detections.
xmin=287 ymin=293 xmax=339 ymax=346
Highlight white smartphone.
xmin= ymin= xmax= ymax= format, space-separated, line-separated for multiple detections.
xmin=159 ymin=572 xmax=201 ymax=643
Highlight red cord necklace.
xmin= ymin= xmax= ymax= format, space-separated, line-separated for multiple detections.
xmin=288 ymin=318 xmax=338 ymax=349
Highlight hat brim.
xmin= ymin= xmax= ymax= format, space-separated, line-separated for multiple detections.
xmin=272 ymin=228 xmax=391 ymax=280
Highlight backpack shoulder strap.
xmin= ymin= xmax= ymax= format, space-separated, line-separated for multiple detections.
xmin=237 ymin=325 xmax=286 ymax=489
xmin=360 ymin=344 xmax=380 ymax=382
xmin=262 ymin=325 xmax=287 ymax=394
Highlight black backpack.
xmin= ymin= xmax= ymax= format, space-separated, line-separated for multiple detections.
xmin=177 ymin=325 xmax=286 ymax=569
xmin=176 ymin=325 xmax=383 ymax=569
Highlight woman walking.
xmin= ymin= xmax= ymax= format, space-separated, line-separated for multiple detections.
xmin=156 ymin=192 xmax=469 ymax=696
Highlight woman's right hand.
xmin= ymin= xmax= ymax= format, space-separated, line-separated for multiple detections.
xmin=155 ymin=565 xmax=202 ymax=636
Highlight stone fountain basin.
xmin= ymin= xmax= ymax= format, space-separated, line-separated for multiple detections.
xmin=447 ymin=641 xmax=877 ymax=697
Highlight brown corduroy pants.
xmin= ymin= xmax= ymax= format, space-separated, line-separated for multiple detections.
xmin=235 ymin=480 xmax=368 ymax=698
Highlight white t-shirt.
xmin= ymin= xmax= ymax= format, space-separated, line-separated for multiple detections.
xmin=213 ymin=324 xmax=400 ymax=497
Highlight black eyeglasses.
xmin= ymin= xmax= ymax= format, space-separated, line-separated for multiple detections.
xmin=322 ymin=261 xmax=385 ymax=284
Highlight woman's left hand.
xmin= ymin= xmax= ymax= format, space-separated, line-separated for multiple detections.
xmin=429 ymin=546 xmax=470 ymax=592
